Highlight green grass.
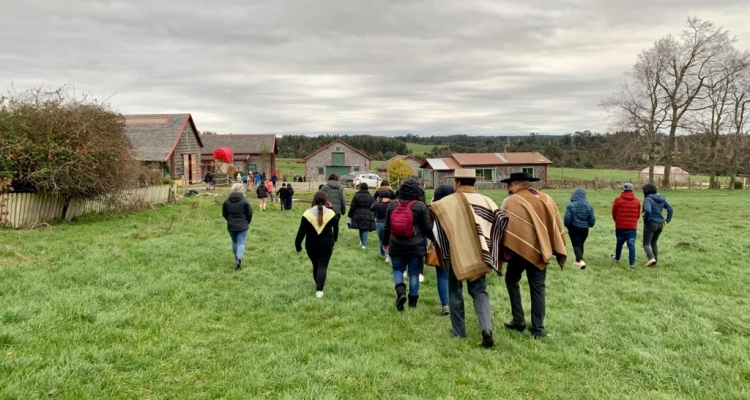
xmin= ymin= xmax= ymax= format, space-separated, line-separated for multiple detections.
xmin=276 ymin=158 xmax=306 ymax=181
xmin=548 ymin=167 xmax=732 ymax=185
xmin=1 ymin=189 xmax=750 ymax=399
xmin=406 ymin=142 xmax=445 ymax=154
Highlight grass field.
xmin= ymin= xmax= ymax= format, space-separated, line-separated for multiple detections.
xmin=406 ymin=142 xmax=445 ymax=154
xmin=548 ymin=167 xmax=732 ymax=185
xmin=1 ymin=188 xmax=749 ymax=399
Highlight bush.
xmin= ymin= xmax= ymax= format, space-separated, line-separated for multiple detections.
xmin=0 ymin=85 xmax=155 ymax=199
xmin=387 ymin=159 xmax=415 ymax=183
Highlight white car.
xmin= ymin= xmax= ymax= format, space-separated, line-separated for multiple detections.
xmin=353 ymin=173 xmax=382 ymax=189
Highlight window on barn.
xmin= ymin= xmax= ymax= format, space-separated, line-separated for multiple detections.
xmin=521 ymin=167 xmax=534 ymax=177
xmin=332 ymin=152 xmax=345 ymax=166
xmin=247 ymin=163 xmax=257 ymax=173
xmin=317 ymin=167 xmax=324 ymax=175
xmin=476 ymin=168 xmax=495 ymax=181
xmin=353 ymin=166 xmax=360 ymax=171
xmin=335 ymin=146 xmax=342 ymax=152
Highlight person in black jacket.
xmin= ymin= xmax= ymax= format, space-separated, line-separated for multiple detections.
xmin=321 ymin=174 xmax=346 ymax=242
xmin=370 ymin=189 xmax=395 ymax=262
xmin=223 ymin=183 xmax=253 ymax=271
xmin=348 ymin=183 xmax=376 ymax=249
xmin=286 ymin=183 xmax=294 ymax=211
xmin=295 ymin=191 xmax=338 ymax=298
xmin=276 ymin=183 xmax=291 ymax=211
xmin=256 ymin=181 xmax=269 ymax=211
xmin=383 ymin=178 xmax=433 ymax=311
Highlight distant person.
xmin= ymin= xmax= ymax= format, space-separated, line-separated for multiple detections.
xmin=276 ymin=183 xmax=291 ymax=211
xmin=563 ymin=188 xmax=596 ymax=269
xmin=254 ymin=172 xmax=262 ymax=187
xmin=204 ymin=170 xmax=214 ymax=190
xmin=383 ymin=178 xmax=432 ymax=311
xmin=641 ymin=183 xmax=673 ymax=267
xmin=256 ymin=179 xmax=269 ymax=211
xmin=375 ymin=179 xmax=396 ymax=200
xmin=370 ymin=189 xmax=394 ymax=262
xmin=321 ymin=174 xmax=346 ymax=242
xmin=611 ymin=182 xmax=640 ymax=269
xmin=500 ymin=172 xmax=567 ymax=340
xmin=223 ymin=183 xmax=253 ymax=271
xmin=295 ymin=191 xmax=338 ymax=298
xmin=348 ymin=182 xmax=376 ymax=249
xmin=265 ymin=179 xmax=275 ymax=203
xmin=271 ymin=174 xmax=278 ymax=188
xmin=286 ymin=182 xmax=294 ymax=211
xmin=236 ymin=172 xmax=242 ymax=184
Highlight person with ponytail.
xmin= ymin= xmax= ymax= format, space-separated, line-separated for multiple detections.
xmin=295 ymin=191 xmax=338 ymax=298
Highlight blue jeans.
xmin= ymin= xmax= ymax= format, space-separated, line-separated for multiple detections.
xmin=228 ymin=229 xmax=248 ymax=260
xmin=391 ymin=256 xmax=423 ymax=296
xmin=436 ymin=267 xmax=448 ymax=305
xmin=614 ymin=229 xmax=636 ymax=266
xmin=376 ymin=222 xmax=386 ymax=257
xmin=359 ymin=229 xmax=369 ymax=246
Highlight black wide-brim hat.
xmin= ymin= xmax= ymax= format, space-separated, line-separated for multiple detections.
xmin=500 ymin=172 xmax=540 ymax=183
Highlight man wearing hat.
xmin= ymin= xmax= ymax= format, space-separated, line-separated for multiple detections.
xmin=430 ymin=168 xmax=508 ymax=348
xmin=500 ymin=172 xmax=566 ymax=339
xmin=611 ymin=182 xmax=640 ymax=269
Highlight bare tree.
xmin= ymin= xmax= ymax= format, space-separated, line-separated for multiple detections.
xmin=657 ymin=17 xmax=734 ymax=189
xmin=602 ymin=47 xmax=669 ymax=183
xmin=727 ymin=60 xmax=750 ymax=189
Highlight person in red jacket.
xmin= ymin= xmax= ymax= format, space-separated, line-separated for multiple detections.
xmin=611 ymin=182 xmax=641 ymax=269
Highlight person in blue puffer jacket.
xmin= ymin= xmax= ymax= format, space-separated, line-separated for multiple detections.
xmin=564 ymin=188 xmax=596 ymax=269
xmin=642 ymin=183 xmax=673 ymax=267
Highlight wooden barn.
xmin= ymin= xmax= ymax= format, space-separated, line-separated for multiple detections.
xmin=123 ymin=114 xmax=203 ymax=183
xmin=420 ymin=152 xmax=553 ymax=188
xmin=304 ymin=139 xmax=373 ymax=182
xmin=200 ymin=134 xmax=278 ymax=178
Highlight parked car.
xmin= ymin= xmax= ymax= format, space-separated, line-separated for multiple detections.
xmin=353 ymin=173 xmax=382 ymax=189
xmin=341 ymin=172 xmax=366 ymax=188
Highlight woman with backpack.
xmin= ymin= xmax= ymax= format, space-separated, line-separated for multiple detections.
xmin=383 ymin=178 xmax=433 ymax=311
xmin=348 ymin=183 xmax=377 ymax=249
xmin=295 ymin=191 xmax=338 ymax=298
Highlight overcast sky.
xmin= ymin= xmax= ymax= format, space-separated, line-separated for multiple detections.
xmin=2 ymin=1 xmax=750 ymax=135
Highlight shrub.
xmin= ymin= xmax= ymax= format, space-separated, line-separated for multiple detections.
xmin=387 ymin=159 xmax=415 ymax=183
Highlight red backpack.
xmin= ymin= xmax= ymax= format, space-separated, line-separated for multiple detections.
xmin=390 ymin=200 xmax=418 ymax=238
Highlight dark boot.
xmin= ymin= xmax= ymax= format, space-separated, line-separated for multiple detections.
xmin=481 ymin=329 xmax=494 ymax=348
xmin=234 ymin=258 xmax=242 ymax=271
xmin=395 ymin=283 xmax=407 ymax=311
xmin=408 ymin=295 xmax=419 ymax=308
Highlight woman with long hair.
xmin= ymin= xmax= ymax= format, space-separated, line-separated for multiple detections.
xmin=222 ymin=183 xmax=253 ymax=271
xmin=295 ymin=191 xmax=338 ymax=298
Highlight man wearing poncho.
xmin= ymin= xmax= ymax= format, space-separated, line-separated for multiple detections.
xmin=500 ymin=172 xmax=567 ymax=339
xmin=431 ymin=169 xmax=508 ymax=348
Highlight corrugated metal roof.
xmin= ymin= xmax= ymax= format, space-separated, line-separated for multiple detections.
xmin=425 ymin=158 xmax=451 ymax=170
xmin=451 ymin=153 xmax=503 ymax=166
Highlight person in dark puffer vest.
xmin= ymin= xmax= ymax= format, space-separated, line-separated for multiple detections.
xmin=563 ymin=188 xmax=596 ymax=269
xmin=642 ymin=183 xmax=673 ymax=267
xmin=348 ymin=182 xmax=376 ymax=249
xmin=223 ymin=183 xmax=253 ymax=271
xmin=383 ymin=178 xmax=433 ymax=311
xmin=611 ymin=182 xmax=640 ymax=269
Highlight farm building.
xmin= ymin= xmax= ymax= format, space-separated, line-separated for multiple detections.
xmin=200 ymin=134 xmax=278 ymax=178
xmin=420 ymin=152 xmax=553 ymax=188
xmin=376 ymin=155 xmax=424 ymax=179
xmin=304 ymin=139 xmax=373 ymax=182
xmin=639 ymin=166 xmax=691 ymax=184
xmin=123 ymin=114 xmax=203 ymax=183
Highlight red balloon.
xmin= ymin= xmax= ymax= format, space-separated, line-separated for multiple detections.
xmin=212 ymin=147 xmax=233 ymax=163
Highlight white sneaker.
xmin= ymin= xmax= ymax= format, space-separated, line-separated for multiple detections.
xmin=419 ymin=274 xmax=425 ymax=283
xmin=361 ymin=245 xmax=366 ymax=249
xmin=315 ymin=291 xmax=324 ymax=298
xmin=403 ymin=271 xmax=407 ymax=279
xmin=385 ymin=256 xmax=391 ymax=263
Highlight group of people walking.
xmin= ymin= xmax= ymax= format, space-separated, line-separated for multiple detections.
xmin=220 ymin=170 xmax=674 ymax=347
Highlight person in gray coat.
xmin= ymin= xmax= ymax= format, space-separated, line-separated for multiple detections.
xmin=563 ymin=188 xmax=596 ymax=269
xmin=223 ymin=183 xmax=253 ymax=271
xmin=321 ymin=174 xmax=346 ymax=242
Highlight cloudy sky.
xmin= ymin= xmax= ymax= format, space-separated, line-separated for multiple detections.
xmin=2 ymin=0 xmax=750 ymax=135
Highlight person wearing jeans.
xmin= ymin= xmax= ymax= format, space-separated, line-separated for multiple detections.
xmin=611 ymin=182 xmax=640 ymax=269
xmin=348 ymin=183 xmax=376 ymax=249
xmin=371 ymin=190 xmax=394 ymax=261
xmin=223 ymin=183 xmax=253 ymax=271
xmin=563 ymin=188 xmax=596 ymax=269
xmin=641 ymin=183 xmax=673 ymax=267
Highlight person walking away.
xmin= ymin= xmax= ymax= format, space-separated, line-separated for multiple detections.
xmin=321 ymin=174 xmax=346 ymax=242
xmin=642 ymin=183 xmax=673 ymax=267
xmin=256 ymin=180 xmax=269 ymax=211
xmin=265 ymin=179 xmax=275 ymax=203
xmin=223 ymin=183 xmax=253 ymax=271
xmin=295 ymin=191 xmax=338 ymax=298
xmin=563 ymin=188 xmax=596 ymax=269
xmin=204 ymin=170 xmax=213 ymax=190
xmin=427 ymin=184 xmax=456 ymax=316
xmin=348 ymin=182 xmax=376 ymax=249
xmin=276 ymin=183 xmax=290 ymax=211
xmin=431 ymin=171 xmax=507 ymax=347
xmin=383 ymin=178 xmax=432 ymax=311
xmin=375 ymin=179 xmax=397 ymax=200
xmin=371 ymin=189 xmax=394 ymax=262
xmin=271 ymin=174 xmax=278 ymax=188
xmin=286 ymin=183 xmax=294 ymax=211
xmin=236 ymin=172 xmax=242 ymax=184
xmin=611 ymin=182 xmax=640 ymax=269
xmin=500 ymin=172 xmax=566 ymax=339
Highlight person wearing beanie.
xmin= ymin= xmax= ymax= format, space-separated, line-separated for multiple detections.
xmin=428 ymin=184 xmax=455 ymax=315
xmin=611 ymin=182 xmax=640 ymax=269
xmin=348 ymin=182 xmax=376 ymax=249
xmin=383 ymin=178 xmax=433 ymax=311
xmin=370 ymin=188 xmax=395 ymax=262
xmin=223 ymin=183 xmax=253 ymax=271
xmin=563 ymin=188 xmax=596 ymax=269
xmin=641 ymin=183 xmax=673 ymax=267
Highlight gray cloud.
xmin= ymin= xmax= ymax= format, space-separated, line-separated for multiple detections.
xmin=1 ymin=0 xmax=749 ymax=135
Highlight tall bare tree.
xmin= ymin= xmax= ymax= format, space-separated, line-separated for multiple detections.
xmin=727 ymin=60 xmax=750 ymax=189
xmin=657 ymin=17 xmax=733 ymax=189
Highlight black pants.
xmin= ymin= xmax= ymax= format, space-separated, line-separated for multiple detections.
xmin=505 ymin=254 xmax=547 ymax=335
xmin=643 ymin=222 xmax=663 ymax=261
xmin=567 ymin=226 xmax=589 ymax=262
xmin=332 ymin=214 xmax=341 ymax=242
xmin=307 ymin=245 xmax=333 ymax=291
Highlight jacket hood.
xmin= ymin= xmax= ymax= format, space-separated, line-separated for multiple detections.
xmin=619 ymin=191 xmax=637 ymax=201
xmin=570 ymin=188 xmax=587 ymax=202
xmin=327 ymin=180 xmax=342 ymax=189
xmin=398 ymin=178 xmax=422 ymax=200
xmin=307 ymin=206 xmax=333 ymax=217
xmin=647 ymin=193 xmax=666 ymax=204
xmin=228 ymin=192 xmax=244 ymax=203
